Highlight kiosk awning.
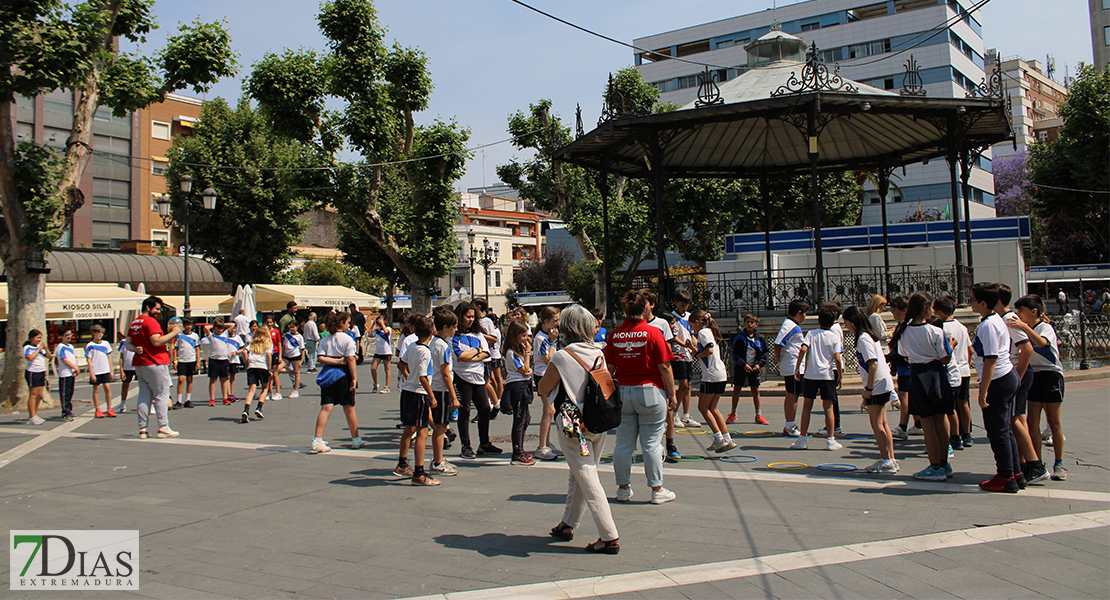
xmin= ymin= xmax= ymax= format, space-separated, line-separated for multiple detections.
xmin=218 ymin=285 xmax=380 ymax=313
xmin=161 ymin=295 xmax=234 ymax=318
xmin=0 ymin=283 xmax=148 ymax=320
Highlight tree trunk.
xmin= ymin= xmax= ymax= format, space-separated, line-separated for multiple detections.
xmin=1 ymin=259 xmax=46 ymax=409
xmin=410 ymin=275 xmax=433 ymax=315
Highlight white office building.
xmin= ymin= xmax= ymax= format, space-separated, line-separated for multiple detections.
xmin=634 ymin=0 xmax=997 ymax=225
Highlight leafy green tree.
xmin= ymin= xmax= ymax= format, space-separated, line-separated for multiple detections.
xmin=565 ymin=260 xmax=598 ymax=310
xmin=1028 ymin=64 xmax=1109 ymax=264
xmin=246 ymin=0 xmax=468 ymax=314
xmin=0 ymin=0 xmax=235 ymax=407
xmin=278 ymin=259 xmax=386 ymax=296
xmin=336 ymin=208 xmax=406 ymax=319
xmin=166 ymin=98 xmax=319 ymax=285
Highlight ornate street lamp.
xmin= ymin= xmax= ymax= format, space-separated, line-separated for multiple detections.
xmin=157 ymin=174 xmax=217 ymax=319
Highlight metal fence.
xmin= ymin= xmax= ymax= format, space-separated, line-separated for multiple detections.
xmin=687 ymin=326 xmax=859 ymax=383
xmin=626 ymin=265 xmax=966 ymax=321
xmin=1053 ymin=313 xmax=1110 ymax=365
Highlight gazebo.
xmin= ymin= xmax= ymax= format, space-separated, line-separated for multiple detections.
xmin=556 ymin=29 xmax=1014 ymax=312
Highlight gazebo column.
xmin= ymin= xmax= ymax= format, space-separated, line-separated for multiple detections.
xmin=809 ymin=97 xmax=824 ymax=305
xmin=959 ymin=148 xmax=975 ymax=279
xmin=876 ymin=168 xmax=893 ymax=296
xmin=651 ymin=137 xmax=668 ymax=299
xmin=760 ymin=177 xmax=773 ymax=311
xmin=945 ymin=118 xmax=965 ymax=301
xmin=599 ymin=157 xmax=614 ymax=318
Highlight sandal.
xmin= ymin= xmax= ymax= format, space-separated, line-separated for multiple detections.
xmin=550 ymin=523 xmax=574 ymax=541
xmin=411 ymin=474 xmax=441 ymax=486
xmin=585 ymin=538 xmax=620 ymax=554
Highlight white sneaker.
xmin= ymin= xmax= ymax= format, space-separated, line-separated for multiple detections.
xmin=379 ymin=387 xmax=390 ymax=394
xmin=534 ymin=446 xmax=558 ymax=461
xmin=1045 ymin=434 xmax=1066 ymax=447
xmin=272 ymin=393 xmax=283 ymax=400
xmin=706 ymin=439 xmax=723 ymax=453
xmin=289 ymin=391 xmax=299 ymax=399
xmin=826 ymin=439 xmax=843 ymax=451
xmin=791 ymin=436 xmax=808 ymax=450
xmin=907 ymin=424 xmax=924 ymax=435
xmin=864 ymin=459 xmax=884 ymax=473
xmin=156 ymin=427 xmax=180 ymax=439
xmin=673 ymin=415 xmax=684 ymax=428
xmin=718 ymin=440 xmax=738 ymax=452
xmin=616 ymin=487 xmax=634 ymax=502
xmin=310 ymin=439 xmax=331 ymax=454
xmin=1041 ymin=426 xmax=1052 ymax=441
xmin=27 ymin=416 xmax=46 ymax=425
xmin=550 ymin=446 xmax=564 ymax=457
xmin=351 ymin=437 xmax=363 ymax=449
xmin=681 ymin=416 xmax=701 ymax=427
xmin=651 ymin=488 xmax=677 ymax=504
xmin=432 ymin=461 xmax=458 ymax=476
xmin=877 ymin=460 xmax=900 ymax=474
xmin=782 ymin=424 xmax=801 ymax=437
xmin=818 ymin=427 xmax=844 ymax=436
xmin=890 ymin=425 xmax=909 ymax=440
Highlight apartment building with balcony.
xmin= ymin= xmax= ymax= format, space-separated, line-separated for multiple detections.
xmin=986 ymin=52 xmax=1069 ymax=160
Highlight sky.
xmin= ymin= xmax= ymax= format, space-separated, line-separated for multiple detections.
xmin=124 ymin=0 xmax=1093 ymax=192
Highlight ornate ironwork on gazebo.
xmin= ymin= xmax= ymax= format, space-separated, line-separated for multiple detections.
xmin=557 ymin=30 xmax=1014 ymax=312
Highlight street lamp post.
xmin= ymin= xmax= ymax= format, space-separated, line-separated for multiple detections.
xmin=476 ymin=238 xmax=499 ymax=302
xmin=157 ymin=174 xmax=217 ymax=319
xmin=465 ymin=228 xmax=476 ymax=297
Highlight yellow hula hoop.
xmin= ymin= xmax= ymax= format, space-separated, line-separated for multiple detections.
xmin=767 ymin=462 xmax=809 ymax=470
xmin=676 ymin=427 xmax=708 ymax=435
xmin=741 ymin=430 xmax=777 ymax=437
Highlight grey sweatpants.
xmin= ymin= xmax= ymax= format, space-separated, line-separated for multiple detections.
xmin=559 ymin=429 xmax=618 ymax=542
xmin=135 ymin=364 xmax=171 ymax=431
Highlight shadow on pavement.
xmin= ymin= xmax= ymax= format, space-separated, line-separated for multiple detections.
xmin=434 ymin=532 xmax=582 ymax=557
xmin=506 ymin=493 xmax=565 ymax=504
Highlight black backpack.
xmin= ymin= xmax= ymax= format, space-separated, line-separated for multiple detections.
xmin=565 ymin=349 xmax=622 ymax=434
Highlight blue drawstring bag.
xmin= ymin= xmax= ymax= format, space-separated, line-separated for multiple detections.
xmin=316 ymin=365 xmax=345 ymax=387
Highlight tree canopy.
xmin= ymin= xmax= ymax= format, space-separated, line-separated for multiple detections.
xmin=245 ymin=0 xmax=468 ymax=314
xmin=166 ymin=98 xmax=318 ymax=285
xmin=1028 ymin=63 xmax=1110 ymax=265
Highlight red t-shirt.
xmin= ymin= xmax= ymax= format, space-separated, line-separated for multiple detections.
xmin=130 ymin=314 xmax=171 ymax=366
xmin=269 ymin=328 xmax=281 ymax=355
xmin=604 ymin=318 xmax=675 ymax=389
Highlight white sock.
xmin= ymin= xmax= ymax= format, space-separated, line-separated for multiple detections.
xmin=713 ymin=431 xmax=724 ymax=442
xmin=786 ymin=421 xmax=795 ymax=429
xmin=827 ymin=436 xmax=836 ymax=443
xmin=683 ymin=413 xmax=691 ymax=420
xmin=314 ymin=437 xmax=323 ymax=443
xmin=177 ymin=393 xmax=183 ymax=404
xmin=755 ymin=409 xmax=762 ymax=417
xmin=724 ymin=433 xmax=733 ymax=442
xmin=186 ymin=393 xmax=192 ymax=402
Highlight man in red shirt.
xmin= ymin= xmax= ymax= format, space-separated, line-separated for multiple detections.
xmin=129 ymin=296 xmax=181 ymax=439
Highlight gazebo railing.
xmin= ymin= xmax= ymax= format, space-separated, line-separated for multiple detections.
xmin=622 ymin=265 xmax=965 ymax=319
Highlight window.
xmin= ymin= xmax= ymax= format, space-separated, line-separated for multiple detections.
xmin=151 ymin=121 xmax=171 ymax=140
xmin=151 ymin=193 xmax=163 ymax=211
xmin=716 ymin=39 xmax=735 ymax=49
xmin=151 ymin=229 xmax=170 ymax=247
xmin=491 ymin=269 xmax=502 ymax=289
xmin=821 ymin=47 xmax=843 ymax=63
xmin=800 ymin=22 xmax=820 ymax=32
xmin=1103 ymin=0 xmax=1108 ymax=9
xmin=1037 ymin=131 xmax=1048 ymax=142
xmin=1105 ymin=26 xmax=1109 ymax=46
xmin=152 ymin=160 xmax=168 ymax=176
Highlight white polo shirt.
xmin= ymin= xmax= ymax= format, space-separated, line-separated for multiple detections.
xmin=430 ymin=336 xmax=454 ymax=393
xmin=972 ymin=313 xmax=1013 ymax=380
xmin=84 ymin=340 xmax=113 ymax=375
xmin=696 ymin=328 xmax=727 ymax=383
xmin=942 ymin=319 xmax=971 ymax=378
xmin=401 ymin=341 xmax=433 ymax=394
xmin=854 ymin=332 xmax=894 ymax=395
xmin=1028 ymin=321 xmax=1063 ymax=374
xmin=774 ymin=318 xmax=805 ymax=377
xmin=801 ymin=328 xmax=840 ymax=381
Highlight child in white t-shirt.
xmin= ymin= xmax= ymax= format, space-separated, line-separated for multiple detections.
xmin=933 ymin=296 xmax=973 ymax=450
xmin=692 ymin=310 xmax=735 ymax=454
xmin=85 ymin=324 xmax=115 ymax=418
xmin=23 ymin=328 xmax=51 ymax=425
xmin=54 ymin=327 xmax=79 ymax=422
xmin=397 ymin=314 xmax=439 ymax=486
xmin=774 ymin=300 xmax=809 ymax=437
xmin=791 ymin=306 xmax=843 ymax=451
xmin=898 ymin=292 xmax=954 ymax=482
xmin=842 ymin=307 xmax=897 ymax=473
xmin=429 ymin=310 xmax=460 ymax=476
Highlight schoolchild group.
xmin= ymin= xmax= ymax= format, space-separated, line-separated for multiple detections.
xmin=21 ymin=282 xmax=1068 ymax=494
xmin=766 ymin=282 xmax=1067 ymax=492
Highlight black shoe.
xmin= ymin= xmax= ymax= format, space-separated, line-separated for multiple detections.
xmin=585 ymin=538 xmax=620 ymax=554
xmin=477 ymin=443 xmax=503 ymax=455
xmin=254 ymin=409 xmax=265 ymax=420
xmin=183 ymin=401 xmax=194 ymax=408
xmin=1014 ymin=472 xmax=1028 ymax=489
xmin=950 ymin=435 xmax=963 ymax=451
xmin=240 ymin=412 xmax=249 ymax=424
xmin=446 ymin=428 xmax=457 ymax=443
xmin=488 ymin=409 xmax=498 ymax=421
xmin=170 ymin=402 xmax=179 ymax=411
xmin=460 ymin=447 xmax=476 ymax=459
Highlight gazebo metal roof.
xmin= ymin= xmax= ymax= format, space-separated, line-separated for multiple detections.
xmin=553 ymin=37 xmax=1014 ymax=308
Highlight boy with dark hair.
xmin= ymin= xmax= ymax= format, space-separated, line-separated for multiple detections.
xmin=728 ymin=314 xmax=768 ymax=425
xmin=430 ymin=310 xmax=460 ymax=476
xmin=668 ymin=289 xmax=697 ymax=458
xmin=397 ymin=314 xmax=440 ymax=486
xmin=85 ymin=324 xmax=115 ymax=418
xmin=173 ymin=318 xmax=199 ymax=409
xmin=774 ymin=300 xmax=808 ymax=437
xmin=995 ymin=283 xmax=1037 ymax=486
xmin=970 ymin=282 xmax=1022 ymax=493
xmin=791 ymin=306 xmax=843 ymax=451
xmin=932 ymin=296 xmax=972 ymax=449
xmin=591 ymin=308 xmax=607 ymax=346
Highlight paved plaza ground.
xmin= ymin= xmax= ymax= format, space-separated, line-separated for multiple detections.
xmin=1 ymin=364 xmax=1107 ymax=599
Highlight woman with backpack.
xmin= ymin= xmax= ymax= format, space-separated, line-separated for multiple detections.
xmin=539 ymin=304 xmax=621 ymax=554
xmin=605 ymin=290 xmax=679 ymax=506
